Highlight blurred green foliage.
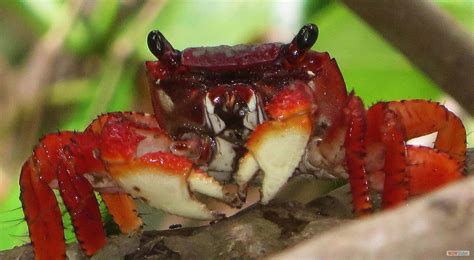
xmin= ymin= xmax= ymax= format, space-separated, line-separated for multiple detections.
xmin=0 ymin=0 xmax=472 ymax=251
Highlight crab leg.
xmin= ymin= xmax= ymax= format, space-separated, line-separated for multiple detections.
xmin=20 ymin=160 xmax=66 ymax=260
xmin=407 ymin=146 xmax=463 ymax=195
xmin=366 ymin=103 xmax=414 ymax=209
xmin=99 ymin=193 xmax=142 ymax=234
xmin=387 ymin=100 xmax=466 ymax=164
xmin=20 ymin=132 xmax=78 ymax=260
xmin=20 ymin=132 xmax=107 ymax=259
xmin=344 ymin=95 xmax=373 ymax=216
xmin=378 ymin=110 xmax=409 ymax=209
xmin=56 ymin=149 xmax=106 ymax=256
xmin=366 ymin=100 xmax=465 ymax=209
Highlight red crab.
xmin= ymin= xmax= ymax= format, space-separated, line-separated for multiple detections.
xmin=19 ymin=24 xmax=466 ymax=259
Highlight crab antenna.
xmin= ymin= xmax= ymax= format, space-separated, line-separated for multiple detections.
xmin=284 ymin=24 xmax=318 ymax=64
xmin=147 ymin=30 xmax=180 ymax=66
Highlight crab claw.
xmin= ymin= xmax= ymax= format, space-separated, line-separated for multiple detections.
xmin=235 ymin=81 xmax=313 ymax=203
xmin=107 ymin=152 xmax=234 ymax=220
xmin=95 ymin=112 xmax=239 ymax=220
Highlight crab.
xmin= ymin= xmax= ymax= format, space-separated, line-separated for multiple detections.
xmin=19 ymin=24 xmax=466 ymax=260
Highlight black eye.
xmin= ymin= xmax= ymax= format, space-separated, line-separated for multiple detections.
xmin=147 ymin=30 xmax=165 ymax=58
xmin=296 ymin=24 xmax=318 ymax=50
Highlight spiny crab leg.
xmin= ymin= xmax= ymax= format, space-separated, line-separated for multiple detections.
xmin=99 ymin=192 xmax=142 ymax=234
xmin=20 ymin=159 xmax=66 ymax=260
xmin=56 ymin=148 xmax=106 ymax=256
xmin=235 ymin=82 xmax=313 ymax=203
xmin=365 ymin=100 xmax=465 ymax=210
xmin=386 ymin=100 xmax=466 ymax=165
xmin=343 ymin=94 xmax=374 ymax=216
xmin=20 ymin=131 xmax=108 ymax=260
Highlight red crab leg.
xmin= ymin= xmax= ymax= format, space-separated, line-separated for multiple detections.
xmin=407 ymin=146 xmax=463 ymax=196
xmin=366 ymin=103 xmax=409 ymax=209
xmin=20 ymin=132 xmax=76 ymax=260
xmin=20 ymin=160 xmax=66 ymax=260
xmin=344 ymin=94 xmax=373 ymax=216
xmin=379 ymin=110 xmax=409 ymax=209
xmin=57 ymin=148 xmax=106 ymax=256
xmin=366 ymin=100 xmax=465 ymax=209
xmin=99 ymin=193 xmax=142 ymax=234
xmin=20 ymin=127 xmax=115 ymax=259
xmin=387 ymin=100 xmax=466 ymax=165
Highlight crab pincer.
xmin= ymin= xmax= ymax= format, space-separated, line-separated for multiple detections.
xmin=235 ymin=82 xmax=314 ymax=203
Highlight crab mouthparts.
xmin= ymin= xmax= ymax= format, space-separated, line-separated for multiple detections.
xmin=204 ymin=86 xmax=267 ymax=137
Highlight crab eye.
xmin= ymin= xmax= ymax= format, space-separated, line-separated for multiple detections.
xmin=296 ymin=24 xmax=318 ymax=51
xmin=147 ymin=30 xmax=166 ymax=58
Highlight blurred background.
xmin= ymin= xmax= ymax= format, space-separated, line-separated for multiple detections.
xmin=0 ymin=0 xmax=472 ymax=251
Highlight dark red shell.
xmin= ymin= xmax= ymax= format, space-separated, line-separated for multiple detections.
xmin=145 ymin=25 xmax=348 ymax=139
xmin=182 ymin=43 xmax=282 ymax=70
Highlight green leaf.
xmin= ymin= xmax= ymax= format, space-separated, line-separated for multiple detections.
xmin=0 ymin=184 xmax=27 ymax=251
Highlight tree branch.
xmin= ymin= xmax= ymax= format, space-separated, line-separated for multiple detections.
xmin=341 ymin=0 xmax=474 ymax=115
xmin=271 ymin=177 xmax=474 ymax=259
